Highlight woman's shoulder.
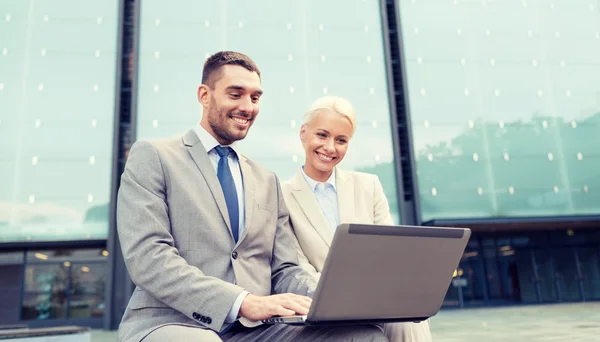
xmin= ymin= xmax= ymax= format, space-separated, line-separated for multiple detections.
xmin=281 ymin=169 xmax=304 ymax=192
xmin=338 ymin=168 xmax=378 ymax=183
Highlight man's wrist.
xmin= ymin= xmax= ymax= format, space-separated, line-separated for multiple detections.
xmin=225 ymin=290 xmax=249 ymax=323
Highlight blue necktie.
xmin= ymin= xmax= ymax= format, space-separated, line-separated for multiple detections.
xmin=214 ymin=146 xmax=239 ymax=243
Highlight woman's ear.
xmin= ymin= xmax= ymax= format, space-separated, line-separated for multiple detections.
xmin=300 ymin=125 xmax=307 ymax=144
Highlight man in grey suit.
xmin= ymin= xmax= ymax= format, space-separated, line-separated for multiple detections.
xmin=116 ymin=51 xmax=388 ymax=341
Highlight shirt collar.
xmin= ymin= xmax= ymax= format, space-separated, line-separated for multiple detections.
xmin=193 ymin=123 xmax=240 ymax=156
xmin=301 ymin=166 xmax=337 ymax=192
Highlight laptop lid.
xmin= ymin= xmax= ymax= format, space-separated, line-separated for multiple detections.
xmin=306 ymin=224 xmax=471 ymax=323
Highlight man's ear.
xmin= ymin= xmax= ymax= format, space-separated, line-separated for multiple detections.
xmin=197 ymin=84 xmax=210 ymax=107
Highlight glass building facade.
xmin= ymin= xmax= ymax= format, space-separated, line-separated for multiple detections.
xmin=0 ymin=0 xmax=598 ymax=329
xmin=136 ymin=0 xmax=401 ymax=222
xmin=0 ymin=0 xmax=120 ymax=242
xmin=398 ymin=0 xmax=600 ymax=220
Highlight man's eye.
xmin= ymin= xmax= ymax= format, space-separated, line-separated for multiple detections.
xmin=317 ymin=133 xmax=326 ymax=138
xmin=230 ymin=93 xmax=240 ymax=98
xmin=252 ymin=96 xmax=260 ymax=102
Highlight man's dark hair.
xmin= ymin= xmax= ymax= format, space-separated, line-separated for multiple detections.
xmin=202 ymin=51 xmax=260 ymax=88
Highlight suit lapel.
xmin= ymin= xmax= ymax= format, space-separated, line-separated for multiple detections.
xmin=238 ymin=156 xmax=254 ymax=244
xmin=182 ymin=130 xmax=232 ymax=234
xmin=290 ymin=171 xmax=334 ymax=247
xmin=336 ymin=168 xmax=355 ymax=224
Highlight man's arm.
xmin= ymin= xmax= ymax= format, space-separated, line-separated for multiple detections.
xmin=117 ymin=140 xmax=244 ymax=331
xmin=231 ymin=175 xmax=317 ymax=323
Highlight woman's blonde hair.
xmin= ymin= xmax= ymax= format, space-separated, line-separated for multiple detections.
xmin=302 ymin=96 xmax=357 ymax=136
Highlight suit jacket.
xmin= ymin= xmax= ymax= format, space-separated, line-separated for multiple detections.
xmin=281 ymin=168 xmax=393 ymax=279
xmin=116 ymin=129 xmax=317 ymax=342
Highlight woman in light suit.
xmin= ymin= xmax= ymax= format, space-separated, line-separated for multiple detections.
xmin=281 ymin=96 xmax=432 ymax=342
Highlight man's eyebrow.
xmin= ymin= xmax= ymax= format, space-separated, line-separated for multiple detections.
xmin=225 ymin=85 xmax=263 ymax=95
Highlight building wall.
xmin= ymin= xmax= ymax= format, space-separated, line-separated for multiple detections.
xmin=0 ymin=265 xmax=24 ymax=324
xmin=1 ymin=0 xmax=600 ymax=328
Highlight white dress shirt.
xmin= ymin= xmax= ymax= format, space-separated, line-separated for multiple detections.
xmin=193 ymin=124 xmax=248 ymax=323
xmin=300 ymin=167 xmax=340 ymax=232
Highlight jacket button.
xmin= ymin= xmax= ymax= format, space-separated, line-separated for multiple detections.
xmin=192 ymin=312 xmax=200 ymax=320
xmin=200 ymin=316 xmax=207 ymax=323
xmin=232 ymin=251 xmax=238 ymax=259
xmin=206 ymin=317 xmax=212 ymax=324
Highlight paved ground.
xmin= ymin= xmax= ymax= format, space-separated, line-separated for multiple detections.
xmin=92 ymin=302 xmax=600 ymax=341
xmin=428 ymin=302 xmax=600 ymax=341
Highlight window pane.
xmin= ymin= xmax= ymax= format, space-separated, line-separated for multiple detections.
xmin=70 ymin=263 xmax=106 ymax=296
xmin=21 ymin=292 xmax=68 ymax=320
xmin=69 ymin=295 xmax=104 ymax=318
xmin=398 ymin=1 xmax=600 ymax=220
xmin=23 ymin=264 xmax=68 ymax=292
xmin=22 ymin=264 xmax=69 ymax=320
xmin=136 ymin=0 xmax=401 ymax=222
xmin=0 ymin=0 xmax=120 ymax=242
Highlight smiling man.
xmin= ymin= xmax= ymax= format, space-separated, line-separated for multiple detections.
xmin=116 ymin=51 xmax=389 ymax=342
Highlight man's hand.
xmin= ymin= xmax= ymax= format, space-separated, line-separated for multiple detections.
xmin=239 ymin=293 xmax=312 ymax=321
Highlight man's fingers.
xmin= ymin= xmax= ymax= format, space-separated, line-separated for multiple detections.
xmin=294 ymin=295 xmax=312 ymax=308
xmin=273 ymin=306 xmax=296 ymax=317
xmin=287 ymin=294 xmax=312 ymax=310
xmin=280 ymin=299 xmax=310 ymax=315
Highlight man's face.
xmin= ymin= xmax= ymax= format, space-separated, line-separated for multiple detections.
xmin=300 ymin=110 xmax=353 ymax=179
xmin=198 ymin=65 xmax=263 ymax=145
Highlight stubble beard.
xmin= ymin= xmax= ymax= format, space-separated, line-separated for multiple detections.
xmin=207 ymin=104 xmax=250 ymax=145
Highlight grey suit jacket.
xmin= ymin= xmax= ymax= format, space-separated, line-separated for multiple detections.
xmin=116 ymin=129 xmax=318 ymax=342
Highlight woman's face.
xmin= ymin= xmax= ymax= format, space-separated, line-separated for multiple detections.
xmin=300 ymin=110 xmax=353 ymax=181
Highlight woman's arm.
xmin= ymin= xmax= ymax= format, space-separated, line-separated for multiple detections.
xmin=372 ymin=174 xmax=394 ymax=226
xmin=290 ymin=223 xmax=322 ymax=281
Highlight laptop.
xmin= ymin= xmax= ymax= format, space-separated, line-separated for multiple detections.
xmin=262 ymin=223 xmax=470 ymax=326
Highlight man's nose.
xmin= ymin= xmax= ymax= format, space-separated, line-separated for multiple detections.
xmin=238 ymin=96 xmax=254 ymax=114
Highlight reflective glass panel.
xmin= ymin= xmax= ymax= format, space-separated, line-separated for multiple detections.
xmin=136 ymin=0 xmax=401 ymax=222
xmin=0 ymin=0 xmax=120 ymax=241
xmin=397 ymin=0 xmax=600 ymax=220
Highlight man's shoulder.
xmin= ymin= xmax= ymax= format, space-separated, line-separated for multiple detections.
xmin=239 ymin=155 xmax=277 ymax=181
xmin=129 ymin=135 xmax=185 ymax=156
xmin=131 ymin=135 xmax=182 ymax=150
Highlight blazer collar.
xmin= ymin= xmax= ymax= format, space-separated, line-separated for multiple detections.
xmin=289 ymin=170 xmax=334 ymax=246
xmin=289 ymin=167 xmax=355 ymax=246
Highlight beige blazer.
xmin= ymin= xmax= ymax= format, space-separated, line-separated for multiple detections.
xmin=116 ymin=130 xmax=317 ymax=342
xmin=282 ymin=168 xmax=432 ymax=342
xmin=282 ymin=168 xmax=393 ymax=278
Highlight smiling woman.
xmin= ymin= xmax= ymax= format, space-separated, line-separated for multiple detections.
xmin=300 ymin=97 xmax=355 ymax=182
xmin=282 ymin=96 xmax=433 ymax=342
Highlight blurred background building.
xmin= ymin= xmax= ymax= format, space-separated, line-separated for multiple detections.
xmin=0 ymin=0 xmax=599 ymax=331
